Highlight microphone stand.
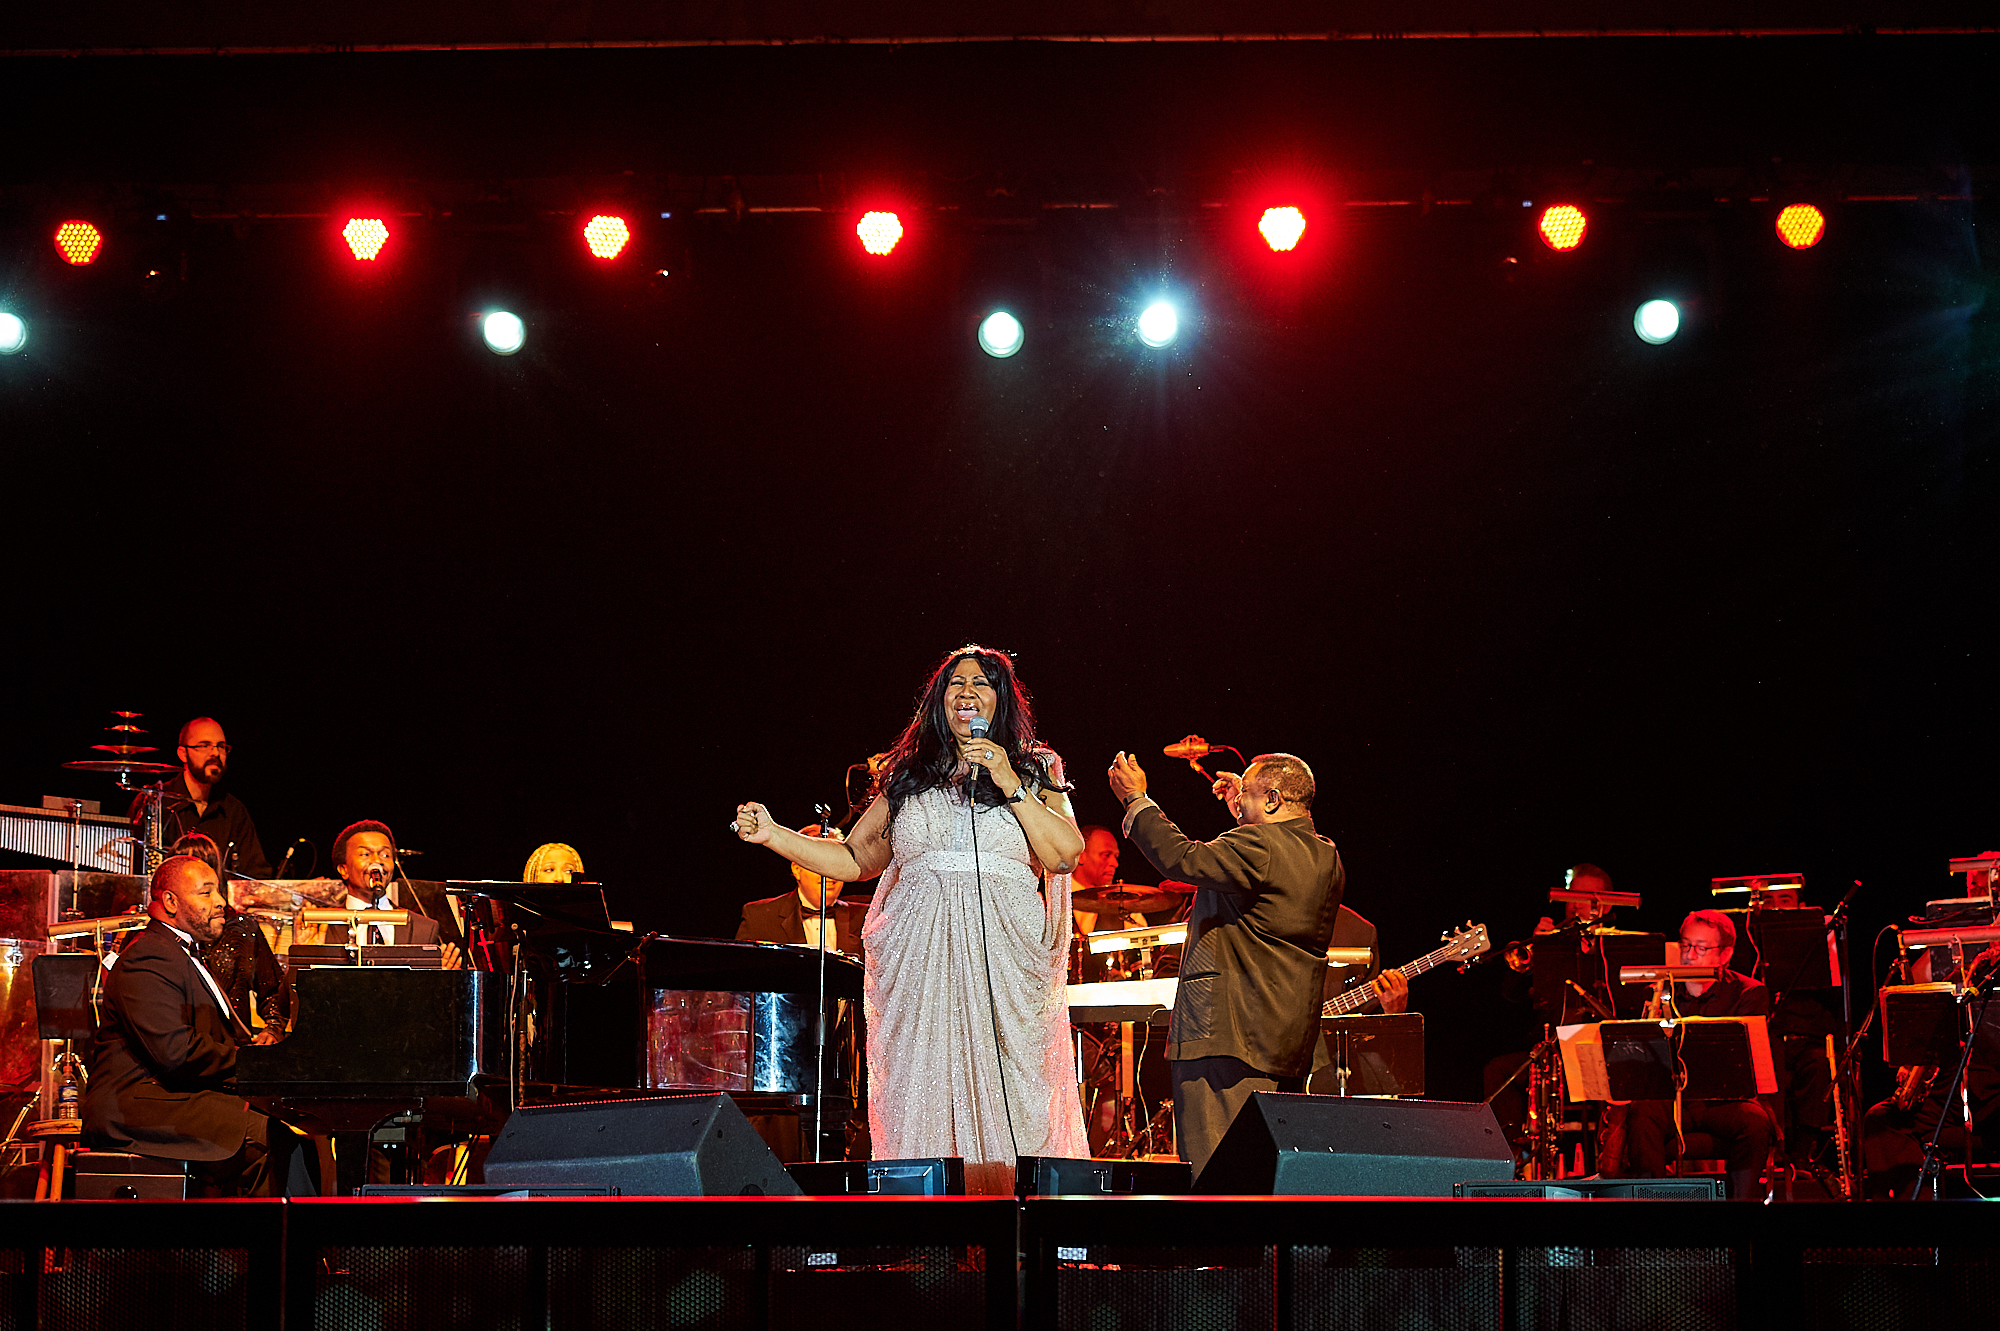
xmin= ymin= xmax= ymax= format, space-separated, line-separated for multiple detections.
xmin=1908 ymin=966 xmax=1997 ymax=1199
xmin=812 ymin=803 xmax=834 ymax=1164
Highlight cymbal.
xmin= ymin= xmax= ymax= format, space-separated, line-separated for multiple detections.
xmin=62 ymin=758 xmax=179 ymax=776
xmin=1072 ymin=883 xmax=1190 ymax=916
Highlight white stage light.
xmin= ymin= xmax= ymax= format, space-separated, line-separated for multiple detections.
xmin=1633 ymin=299 xmax=1680 ymax=345
xmin=1137 ymin=301 xmax=1178 ymax=348
xmin=0 ymin=313 xmax=25 ymax=356
xmin=482 ymin=311 xmax=526 ymax=356
xmin=977 ymin=310 xmax=1024 ymax=358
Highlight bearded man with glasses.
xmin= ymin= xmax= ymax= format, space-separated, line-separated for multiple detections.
xmin=140 ymin=717 xmax=273 ymax=879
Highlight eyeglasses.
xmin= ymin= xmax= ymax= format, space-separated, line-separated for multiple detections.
xmin=1679 ymin=938 xmax=1725 ymax=955
xmin=183 ymin=742 xmax=232 ymax=755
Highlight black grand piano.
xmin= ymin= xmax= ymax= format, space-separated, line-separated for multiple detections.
xmin=236 ymin=882 xmax=865 ymax=1179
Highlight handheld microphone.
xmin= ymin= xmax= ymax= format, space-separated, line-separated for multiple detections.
xmin=968 ymin=716 xmax=990 ymax=801
xmin=1163 ymin=735 xmax=1216 ymax=760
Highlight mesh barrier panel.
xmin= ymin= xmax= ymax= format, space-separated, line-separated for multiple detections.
xmin=314 ymin=1246 xmax=530 ymax=1330
xmin=769 ymin=1245 xmax=988 ymax=1331
xmin=1802 ymin=1247 xmax=2000 ymax=1331
xmin=1512 ymin=1247 xmax=1734 ymax=1331
xmin=34 ymin=1247 xmax=248 ymax=1331
xmin=1053 ymin=1245 xmax=1272 ymax=1331
xmin=548 ymin=1247 xmax=755 ymax=1329
xmin=1295 ymin=1247 xmax=1499 ymax=1331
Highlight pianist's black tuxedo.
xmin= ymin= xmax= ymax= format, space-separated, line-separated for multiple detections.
xmin=84 ymin=919 xmax=262 ymax=1161
xmin=735 ymin=891 xmax=867 ymax=963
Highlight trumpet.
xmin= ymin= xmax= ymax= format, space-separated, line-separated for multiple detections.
xmin=1504 ymin=938 xmax=1535 ymax=973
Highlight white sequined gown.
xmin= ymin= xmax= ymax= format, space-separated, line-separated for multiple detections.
xmin=862 ymin=782 xmax=1090 ymax=1194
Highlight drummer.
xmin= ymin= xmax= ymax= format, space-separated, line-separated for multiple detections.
xmin=1072 ymin=826 xmax=1145 ymax=936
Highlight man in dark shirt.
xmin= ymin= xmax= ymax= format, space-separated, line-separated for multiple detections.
xmin=1623 ymin=909 xmax=1775 ymax=1194
xmin=1109 ymin=750 xmax=1343 ymax=1180
xmin=140 ymin=717 xmax=272 ymax=879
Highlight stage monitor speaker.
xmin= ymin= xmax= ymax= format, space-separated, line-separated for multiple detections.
xmin=484 ymin=1094 xmax=802 ymax=1196
xmin=1195 ymin=1092 xmax=1512 ymax=1196
xmin=1017 ymin=1156 xmax=1193 ymax=1196
xmin=1455 ymin=1177 xmax=1724 ymax=1200
xmin=787 ymin=1157 xmax=965 ymax=1195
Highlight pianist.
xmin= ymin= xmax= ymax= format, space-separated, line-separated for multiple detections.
xmin=735 ymin=824 xmax=866 ymax=960
xmin=83 ymin=855 xmax=274 ymax=1194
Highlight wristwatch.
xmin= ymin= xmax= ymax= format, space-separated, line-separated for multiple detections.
xmin=1006 ymin=786 xmax=1028 ymax=804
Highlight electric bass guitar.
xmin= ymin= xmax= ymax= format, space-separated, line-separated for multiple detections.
xmin=1321 ymin=922 xmax=1490 ymax=1017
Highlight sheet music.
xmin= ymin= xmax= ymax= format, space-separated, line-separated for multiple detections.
xmin=1557 ymin=1022 xmax=1610 ymax=1102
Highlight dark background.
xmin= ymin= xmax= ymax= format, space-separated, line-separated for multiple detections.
xmin=4 ymin=37 xmax=1995 ymax=1100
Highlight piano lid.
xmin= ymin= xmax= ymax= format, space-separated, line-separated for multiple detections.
xmin=643 ymin=936 xmax=865 ymax=1000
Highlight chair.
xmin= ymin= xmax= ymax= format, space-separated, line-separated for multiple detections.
xmin=28 ymin=952 xmax=189 ymax=1200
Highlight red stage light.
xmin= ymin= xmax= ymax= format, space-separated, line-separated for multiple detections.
xmin=856 ymin=211 xmax=904 ymax=256
xmin=1258 ymin=206 xmax=1307 ymax=252
xmin=342 ymin=218 xmax=390 ymax=261
xmin=54 ymin=221 xmax=103 ymax=266
xmin=1537 ymin=205 xmax=1588 ymax=252
xmin=583 ymin=215 xmax=631 ymax=260
xmin=1775 ymin=204 xmax=1826 ymax=250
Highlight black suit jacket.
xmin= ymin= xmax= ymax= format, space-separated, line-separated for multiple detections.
xmin=1126 ymin=804 xmax=1344 ymax=1077
xmin=735 ymin=892 xmax=868 ymax=963
xmin=83 ymin=919 xmax=257 ymax=1161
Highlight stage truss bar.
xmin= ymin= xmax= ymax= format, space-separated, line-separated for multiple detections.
xmin=4 ymin=28 xmax=2000 ymax=57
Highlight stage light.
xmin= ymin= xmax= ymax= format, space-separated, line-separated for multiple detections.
xmin=1259 ymin=206 xmax=1307 ymax=252
xmin=342 ymin=218 xmax=389 ymax=261
xmin=482 ymin=311 xmax=526 ymax=356
xmin=54 ymin=221 xmax=103 ymax=266
xmin=1538 ymin=205 xmax=1588 ymax=252
xmin=1137 ymin=301 xmax=1178 ymax=348
xmin=1633 ymin=299 xmax=1680 ymax=345
xmin=977 ymin=310 xmax=1024 ymax=358
xmin=1775 ymin=204 xmax=1826 ymax=250
xmin=856 ymin=211 xmax=904 ymax=256
xmin=0 ymin=313 xmax=25 ymax=355
xmin=583 ymin=214 xmax=631 ymax=260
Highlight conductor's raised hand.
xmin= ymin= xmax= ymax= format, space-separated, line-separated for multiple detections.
xmin=959 ymin=736 xmax=1021 ymax=796
xmin=1108 ymin=752 xmax=1148 ymax=805
xmin=732 ymin=802 xmax=776 ymax=844
xmin=1210 ymin=771 xmax=1244 ymax=819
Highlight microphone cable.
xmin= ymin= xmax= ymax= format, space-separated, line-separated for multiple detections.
xmin=966 ymin=758 xmax=1022 ymax=1167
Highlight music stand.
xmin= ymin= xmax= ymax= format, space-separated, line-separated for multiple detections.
xmin=1532 ymin=931 xmax=1671 ymax=1019
xmin=1316 ymin=1013 xmax=1424 ymax=1097
xmin=1879 ymin=983 xmax=1965 ymax=1067
xmin=1598 ymin=1017 xmax=1778 ymax=1102
xmin=1730 ymin=908 xmax=1841 ymax=990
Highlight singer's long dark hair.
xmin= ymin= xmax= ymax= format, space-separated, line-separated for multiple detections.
xmin=876 ymin=645 xmax=1069 ymax=823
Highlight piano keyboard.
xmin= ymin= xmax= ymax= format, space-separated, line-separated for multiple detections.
xmin=0 ymin=802 xmax=134 ymax=870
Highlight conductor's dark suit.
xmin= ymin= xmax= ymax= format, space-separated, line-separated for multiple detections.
xmin=735 ymin=892 xmax=869 ymax=962
xmin=1124 ymin=801 xmax=1343 ymax=1177
xmin=83 ymin=919 xmax=263 ymax=1163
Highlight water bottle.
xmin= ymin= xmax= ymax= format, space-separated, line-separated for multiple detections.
xmin=55 ymin=1061 xmax=81 ymax=1120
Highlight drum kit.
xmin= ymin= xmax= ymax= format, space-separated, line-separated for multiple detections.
xmin=1067 ymin=880 xmax=1193 ymax=1160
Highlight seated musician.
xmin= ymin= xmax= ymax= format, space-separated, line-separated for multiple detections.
xmin=301 ymin=820 xmax=463 ymax=968
xmin=524 ymin=841 xmax=585 ymax=883
xmin=83 ymin=855 xmax=275 ymax=1194
xmin=1861 ymin=941 xmax=2000 ymax=1198
xmin=735 ymin=824 xmax=865 ymax=960
xmin=173 ymin=833 xmax=289 ymax=1041
xmin=1618 ymin=909 xmax=1775 ymax=1195
xmin=1073 ymin=825 xmax=1144 ymax=936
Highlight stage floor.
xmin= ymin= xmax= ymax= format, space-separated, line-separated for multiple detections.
xmin=5 ymin=1194 xmax=1994 ymax=1331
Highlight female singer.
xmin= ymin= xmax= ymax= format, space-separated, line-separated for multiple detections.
xmin=734 ymin=645 xmax=1090 ymax=1192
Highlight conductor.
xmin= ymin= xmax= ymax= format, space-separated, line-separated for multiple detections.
xmin=1108 ymin=750 xmax=1343 ymax=1180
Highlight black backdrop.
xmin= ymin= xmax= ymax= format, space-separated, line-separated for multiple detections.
xmin=4 ymin=37 xmax=1995 ymax=1100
